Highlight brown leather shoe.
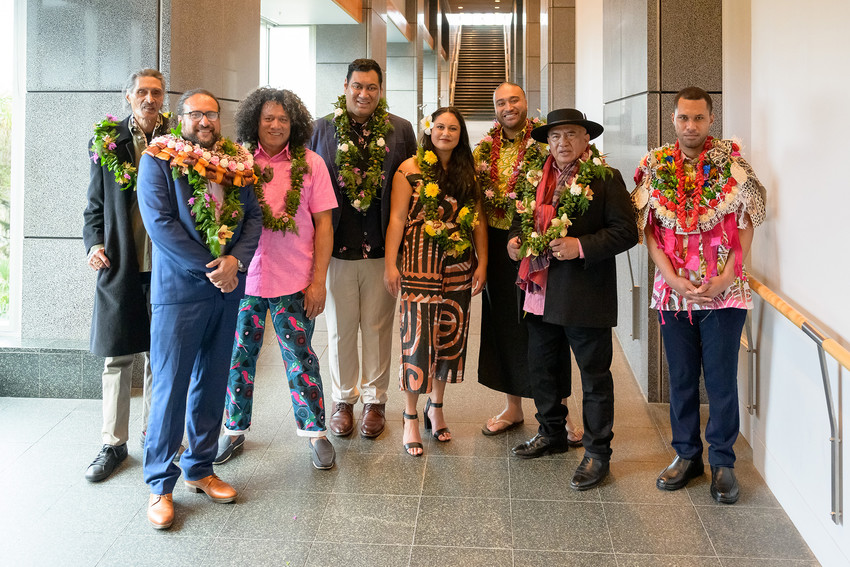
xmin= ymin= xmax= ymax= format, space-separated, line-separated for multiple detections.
xmin=148 ymin=493 xmax=174 ymax=530
xmin=184 ymin=474 xmax=237 ymax=503
xmin=329 ymin=402 xmax=355 ymax=436
xmin=360 ymin=403 xmax=386 ymax=438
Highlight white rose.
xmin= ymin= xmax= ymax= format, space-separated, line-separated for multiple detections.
xmin=353 ymin=199 xmax=361 ymax=208
xmin=334 ymin=108 xmax=345 ymax=117
xmin=339 ymin=143 xmax=349 ymax=153
xmin=236 ymin=162 xmax=245 ymax=171
xmin=202 ymin=151 xmax=212 ymax=161
xmin=167 ymin=140 xmax=176 ymax=148
xmin=220 ymin=158 xmax=229 ymax=168
xmin=530 ymin=231 xmax=539 ymax=239
xmin=377 ymin=138 xmax=385 ymax=147
xmin=593 ymin=157 xmax=602 ymax=166
xmin=570 ymin=182 xmax=582 ymax=196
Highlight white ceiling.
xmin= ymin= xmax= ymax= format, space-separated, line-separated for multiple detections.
xmin=261 ymin=0 xmax=358 ymax=25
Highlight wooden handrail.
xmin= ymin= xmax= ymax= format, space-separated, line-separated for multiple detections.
xmin=748 ymin=275 xmax=850 ymax=370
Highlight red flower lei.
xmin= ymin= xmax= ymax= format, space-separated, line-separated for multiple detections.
xmin=653 ymin=137 xmax=737 ymax=232
xmin=489 ymin=123 xmax=532 ymax=197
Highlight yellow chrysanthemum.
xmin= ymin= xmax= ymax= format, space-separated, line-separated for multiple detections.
xmin=458 ymin=206 xmax=470 ymax=220
xmin=424 ymin=224 xmax=437 ymax=237
xmin=424 ymin=182 xmax=440 ymax=198
xmin=423 ymin=151 xmax=438 ymax=165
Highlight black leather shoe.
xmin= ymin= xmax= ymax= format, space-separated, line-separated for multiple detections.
xmin=656 ymin=455 xmax=704 ymax=491
xmin=511 ymin=434 xmax=568 ymax=459
xmin=570 ymin=456 xmax=609 ymax=490
xmin=85 ymin=444 xmax=128 ymax=482
xmin=710 ymin=466 xmax=739 ymax=504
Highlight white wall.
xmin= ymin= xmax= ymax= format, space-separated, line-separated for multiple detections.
xmin=574 ymin=0 xmax=604 ymax=152
xmin=724 ymin=1 xmax=850 ymax=564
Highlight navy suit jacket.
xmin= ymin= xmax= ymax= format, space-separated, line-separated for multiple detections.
xmin=137 ymin=153 xmax=262 ymax=305
xmin=309 ymin=112 xmax=417 ymax=235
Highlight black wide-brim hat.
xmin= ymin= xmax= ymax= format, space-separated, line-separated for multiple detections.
xmin=531 ymin=108 xmax=604 ymax=142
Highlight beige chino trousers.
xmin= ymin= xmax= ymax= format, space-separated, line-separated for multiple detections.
xmin=325 ymin=257 xmax=397 ymax=405
xmin=101 ymin=352 xmax=152 ymax=446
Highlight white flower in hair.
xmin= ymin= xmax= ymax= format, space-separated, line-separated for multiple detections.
xmin=420 ymin=115 xmax=433 ymax=135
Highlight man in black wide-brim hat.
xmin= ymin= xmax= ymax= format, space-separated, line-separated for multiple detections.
xmin=507 ymin=108 xmax=638 ymax=490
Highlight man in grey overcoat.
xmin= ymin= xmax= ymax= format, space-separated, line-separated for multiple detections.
xmin=82 ymin=69 xmax=170 ymax=482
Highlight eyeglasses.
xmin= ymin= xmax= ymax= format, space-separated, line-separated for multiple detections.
xmin=183 ymin=110 xmax=220 ymax=121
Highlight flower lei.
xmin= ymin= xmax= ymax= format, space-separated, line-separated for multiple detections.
xmin=90 ymin=112 xmax=171 ymax=191
xmin=144 ymin=124 xmax=255 ymax=257
xmin=517 ymin=144 xmax=611 ymax=258
xmin=416 ymin=148 xmax=479 ymax=258
xmin=332 ymin=95 xmax=391 ymax=212
xmin=250 ymin=145 xmax=309 ymax=235
xmin=647 ymin=136 xmax=739 ymax=232
xmin=475 ymin=117 xmax=547 ymax=221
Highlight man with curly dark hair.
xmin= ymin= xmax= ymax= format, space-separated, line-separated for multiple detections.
xmin=309 ymin=59 xmax=417 ymax=439
xmin=213 ymin=87 xmax=339 ymax=470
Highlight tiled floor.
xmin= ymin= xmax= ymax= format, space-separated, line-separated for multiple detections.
xmin=0 ymin=299 xmax=819 ymax=566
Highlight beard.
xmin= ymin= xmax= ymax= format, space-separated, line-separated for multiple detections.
xmin=183 ymin=129 xmax=221 ymax=149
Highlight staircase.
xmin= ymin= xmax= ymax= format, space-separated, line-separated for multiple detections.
xmin=451 ymin=25 xmax=506 ymax=120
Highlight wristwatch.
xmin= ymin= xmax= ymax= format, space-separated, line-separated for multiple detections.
xmin=236 ymin=258 xmax=246 ymax=272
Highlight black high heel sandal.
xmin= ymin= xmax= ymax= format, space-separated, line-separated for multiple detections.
xmin=402 ymin=411 xmax=423 ymax=457
xmin=423 ymin=398 xmax=451 ymax=442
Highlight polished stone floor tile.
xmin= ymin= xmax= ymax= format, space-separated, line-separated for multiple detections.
xmin=316 ymin=493 xmax=418 ymax=544
xmin=422 ymin=455 xmax=509 ymax=498
xmin=206 ymin=538 xmax=310 ymax=567
xmin=615 ymin=554 xmax=722 ymax=566
xmin=419 ymin=421 xmax=508 ymax=457
xmin=415 ymin=496 xmax=512 ymax=549
xmin=98 ymin=534 xmax=214 ymax=567
xmin=686 ymin=461 xmax=780 ymax=508
xmin=123 ymin=488 xmax=236 ymax=538
xmin=409 ymin=545 xmax=513 ymax=567
xmin=511 ymin=499 xmax=612 ymax=553
xmin=509 ymin=456 xmax=599 ymax=501
xmin=514 ymin=550 xmax=618 ymax=566
xmin=605 ymin=502 xmax=714 ymax=556
xmin=599 ymin=460 xmax=692 ymax=505
xmin=331 ymin=452 xmax=425 ymax=495
xmin=306 ymin=542 xmax=412 ymax=567
xmin=223 ymin=490 xmax=329 ymax=541
xmin=40 ymin=482 xmax=146 ymax=536
xmin=1 ymin=530 xmax=115 ymax=567
xmin=246 ymin=448 xmax=338 ymax=492
xmin=718 ymin=557 xmax=820 ymax=566
xmin=698 ymin=506 xmax=816 ymax=561
xmin=609 ymin=425 xmax=670 ymax=463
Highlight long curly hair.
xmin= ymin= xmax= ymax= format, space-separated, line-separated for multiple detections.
xmin=421 ymin=107 xmax=481 ymax=205
xmin=235 ymin=87 xmax=313 ymax=150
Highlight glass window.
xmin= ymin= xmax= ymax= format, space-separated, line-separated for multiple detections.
xmin=259 ymin=24 xmax=316 ymax=117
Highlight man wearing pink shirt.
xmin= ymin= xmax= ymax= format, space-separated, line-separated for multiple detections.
xmin=214 ymin=87 xmax=338 ymax=469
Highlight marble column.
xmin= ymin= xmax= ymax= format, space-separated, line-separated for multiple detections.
xmin=602 ymin=0 xmax=723 ymax=401
xmin=314 ymin=0 xmax=388 ymax=117
xmin=523 ymin=0 xmax=542 ymax=112
xmin=541 ymin=0 xmax=576 ymax=112
xmin=1 ymin=0 xmax=260 ymax=398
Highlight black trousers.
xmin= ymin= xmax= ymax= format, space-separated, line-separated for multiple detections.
xmin=526 ymin=315 xmax=615 ymax=460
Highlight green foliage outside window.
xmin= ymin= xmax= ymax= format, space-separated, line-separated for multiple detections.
xmin=0 ymin=95 xmax=11 ymax=319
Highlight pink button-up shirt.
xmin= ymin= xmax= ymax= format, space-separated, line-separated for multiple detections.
xmin=245 ymin=143 xmax=338 ymax=298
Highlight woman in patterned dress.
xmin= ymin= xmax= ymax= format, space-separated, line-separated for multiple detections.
xmin=384 ymin=107 xmax=487 ymax=456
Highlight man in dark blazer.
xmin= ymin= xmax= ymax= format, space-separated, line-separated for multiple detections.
xmin=137 ymin=89 xmax=262 ymax=529
xmin=508 ymin=109 xmax=638 ymax=490
xmin=309 ymin=58 xmax=417 ymax=439
xmin=82 ymin=69 xmax=170 ymax=482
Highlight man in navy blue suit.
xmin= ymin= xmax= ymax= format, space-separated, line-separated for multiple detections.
xmin=137 ymin=89 xmax=262 ymax=529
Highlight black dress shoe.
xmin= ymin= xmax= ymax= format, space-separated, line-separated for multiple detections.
xmin=85 ymin=443 xmax=128 ymax=482
xmin=710 ymin=466 xmax=739 ymax=504
xmin=656 ymin=455 xmax=704 ymax=491
xmin=511 ymin=434 xmax=568 ymax=459
xmin=570 ymin=456 xmax=609 ymax=490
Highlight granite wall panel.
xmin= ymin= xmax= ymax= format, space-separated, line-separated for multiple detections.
xmin=26 ymin=0 xmax=160 ymax=92
xmin=659 ymin=0 xmax=722 ymax=92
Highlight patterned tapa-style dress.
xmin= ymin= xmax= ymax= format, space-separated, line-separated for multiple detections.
xmin=398 ymin=173 xmax=475 ymax=394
